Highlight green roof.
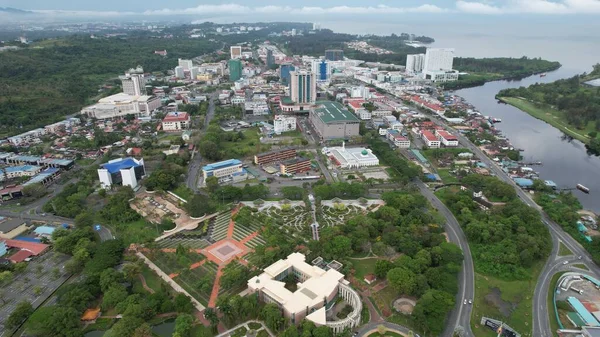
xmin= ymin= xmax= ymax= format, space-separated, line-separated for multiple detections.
xmin=313 ymin=101 xmax=359 ymax=124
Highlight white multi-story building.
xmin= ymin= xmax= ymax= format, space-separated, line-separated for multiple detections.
xmin=436 ymin=130 xmax=459 ymax=147
xmin=387 ymin=130 xmax=410 ymax=148
xmin=311 ymin=59 xmax=331 ymax=82
xmin=421 ymin=130 xmax=441 ymax=148
xmin=202 ymin=159 xmax=247 ymax=183
xmin=405 ymin=54 xmax=425 ymax=74
xmin=290 ymin=70 xmax=316 ymax=104
xmin=175 ymin=66 xmax=185 ymax=79
xmin=120 ymin=66 xmax=146 ymax=96
xmin=230 ymin=46 xmax=242 ymax=59
xmin=98 ymin=157 xmax=146 ymax=189
xmin=322 ymin=144 xmax=380 ymax=169
xmin=273 ymin=115 xmax=297 ymax=134
xmin=190 ymin=67 xmax=200 ymax=80
xmin=423 ymin=48 xmax=458 ymax=82
xmin=178 ymin=58 xmax=193 ymax=70
xmin=423 ymin=48 xmax=454 ymax=74
xmin=162 ymin=112 xmax=191 ymax=131
xmin=81 ymin=93 xmax=161 ymax=120
xmin=248 ymin=253 xmax=361 ymax=333
xmin=244 ymin=101 xmax=270 ymax=115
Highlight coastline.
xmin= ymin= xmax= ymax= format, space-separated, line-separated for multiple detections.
xmin=443 ymin=64 xmax=562 ymax=90
xmin=496 ymin=96 xmax=591 ymax=144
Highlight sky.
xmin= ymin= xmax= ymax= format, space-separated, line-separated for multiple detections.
xmin=1 ymin=0 xmax=600 ymax=15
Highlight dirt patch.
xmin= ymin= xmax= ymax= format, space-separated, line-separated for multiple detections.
xmin=393 ymin=297 xmax=416 ymax=314
xmin=485 ymin=287 xmax=516 ymax=317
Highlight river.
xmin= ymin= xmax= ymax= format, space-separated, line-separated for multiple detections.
xmin=454 ymin=67 xmax=600 ymax=212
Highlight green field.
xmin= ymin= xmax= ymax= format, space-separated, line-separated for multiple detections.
xmin=437 ymin=168 xmax=459 ymax=184
xmin=351 ymin=258 xmax=380 ymax=283
xmin=110 ymin=219 xmax=160 ymax=245
xmin=471 ymin=262 xmax=543 ymax=337
xmin=498 ymin=97 xmax=593 ymax=143
xmin=558 ymin=242 xmax=573 ymax=256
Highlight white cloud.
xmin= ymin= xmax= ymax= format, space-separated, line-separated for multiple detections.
xmin=455 ymin=0 xmax=600 ymax=14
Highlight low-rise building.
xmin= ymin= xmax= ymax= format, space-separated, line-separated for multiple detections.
xmin=162 ymin=112 xmax=191 ymax=131
xmin=323 ymin=144 xmax=379 ymax=169
xmin=0 ymin=217 xmax=30 ymax=240
xmin=436 ymin=130 xmax=459 ymax=147
xmin=202 ymin=159 xmax=247 ymax=184
xmin=387 ymin=130 xmax=410 ymax=148
xmin=0 ymin=165 xmax=42 ymax=182
xmin=97 ymin=157 xmax=146 ymax=189
xmin=280 ymin=157 xmax=311 ymax=175
xmin=273 ymin=115 xmax=297 ymax=134
xmin=254 ymin=149 xmax=297 ymax=165
xmin=309 ymin=101 xmax=360 ymax=140
xmin=421 ymin=130 xmax=441 ymax=148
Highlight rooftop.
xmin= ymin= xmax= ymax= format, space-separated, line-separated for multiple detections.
xmin=202 ymin=159 xmax=242 ymax=171
xmin=100 ymin=158 xmax=143 ymax=174
xmin=313 ymin=101 xmax=359 ymax=124
xmin=0 ymin=217 xmax=25 ymax=233
xmin=4 ymin=239 xmax=49 ymax=255
xmin=1 ymin=165 xmax=41 ymax=174
xmin=163 ymin=111 xmax=190 ymax=122
xmin=421 ymin=130 xmax=438 ymax=142
xmin=8 ymin=250 xmax=33 ymax=263
xmin=23 ymin=168 xmax=60 ymax=186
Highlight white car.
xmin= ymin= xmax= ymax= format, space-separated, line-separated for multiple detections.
xmin=563 ymin=261 xmax=569 ymax=265
xmin=463 ymin=299 xmax=467 ymax=305
xmin=468 ymin=299 xmax=472 ymax=304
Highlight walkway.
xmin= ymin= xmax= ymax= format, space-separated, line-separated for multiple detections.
xmin=226 ymin=205 xmax=241 ymax=239
xmin=138 ymin=274 xmax=155 ymax=294
xmin=190 ymin=259 xmax=207 ymax=270
xmin=208 ymin=266 xmax=224 ymax=308
xmin=239 ymin=231 xmax=259 ymax=245
xmin=136 ymin=252 xmax=206 ymax=311
xmin=216 ymin=320 xmax=276 ymax=337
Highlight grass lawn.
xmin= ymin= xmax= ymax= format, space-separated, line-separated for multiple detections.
xmin=573 ymin=264 xmax=589 ymax=270
xmin=498 ymin=97 xmax=593 ymax=143
xmin=171 ymin=185 xmax=193 ymax=202
xmin=111 ymin=219 xmax=160 ymax=245
xmin=558 ymin=242 xmax=573 ymax=256
xmin=471 ymin=262 xmax=544 ymax=337
xmin=437 ymin=168 xmax=459 ymax=184
xmin=220 ymin=127 xmax=271 ymax=158
xmin=140 ymin=264 xmax=167 ymax=293
xmin=367 ymin=331 xmax=405 ymax=337
xmin=372 ymin=285 xmax=400 ymax=318
xmin=548 ymin=272 xmax=567 ymax=334
xmin=351 ymin=258 xmax=380 ymax=283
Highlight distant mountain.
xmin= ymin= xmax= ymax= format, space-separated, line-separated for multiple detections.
xmin=0 ymin=7 xmax=33 ymax=14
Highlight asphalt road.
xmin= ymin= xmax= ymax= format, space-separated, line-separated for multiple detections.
xmin=97 ymin=225 xmax=114 ymax=242
xmin=186 ymin=92 xmax=218 ymax=192
xmin=415 ymin=180 xmax=475 ymax=337
xmin=356 ymin=321 xmax=412 ymax=337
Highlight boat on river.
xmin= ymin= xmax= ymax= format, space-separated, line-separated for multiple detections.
xmin=577 ymin=184 xmax=590 ymax=194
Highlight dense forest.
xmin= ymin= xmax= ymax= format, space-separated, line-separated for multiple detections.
xmin=439 ymin=175 xmax=551 ymax=279
xmin=497 ymin=64 xmax=600 ymax=151
xmin=443 ymin=57 xmax=561 ymax=89
xmin=0 ymin=35 xmax=219 ymax=137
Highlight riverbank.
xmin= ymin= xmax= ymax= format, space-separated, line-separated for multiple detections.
xmin=496 ymin=97 xmax=592 ymax=144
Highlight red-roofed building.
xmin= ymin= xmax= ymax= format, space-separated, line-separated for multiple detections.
xmin=421 ymin=130 xmax=440 ymax=148
xmin=162 ymin=112 xmax=190 ymax=131
xmin=130 ymin=148 xmax=142 ymax=157
xmin=8 ymin=250 xmax=33 ymax=263
xmin=4 ymin=239 xmax=49 ymax=256
xmin=410 ymin=95 xmax=445 ymax=114
xmin=435 ymin=130 xmax=459 ymax=147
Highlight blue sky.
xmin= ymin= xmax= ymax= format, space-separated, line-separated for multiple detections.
xmin=1 ymin=0 xmax=599 ymax=14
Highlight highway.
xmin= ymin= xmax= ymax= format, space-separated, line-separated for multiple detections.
xmin=415 ymin=180 xmax=475 ymax=337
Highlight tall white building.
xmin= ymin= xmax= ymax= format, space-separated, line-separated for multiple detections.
xmin=98 ymin=157 xmax=146 ymax=189
xmin=405 ymin=54 xmax=425 ymax=74
xmin=178 ymin=58 xmax=193 ymax=70
xmin=190 ymin=67 xmax=200 ymax=80
xmin=423 ymin=48 xmax=458 ymax=82
xmin=120 ymin=66 xmax=146 ymax=96
xmin=175 ymin=66 xmax=185 ymax=79
xmin=290 ymin=70 xmax=316 ymax=104
xmin=423 ymin=48 xmax=454 ymax=74
xmin=273 ymin=115 xmax=297 ymax=134
xmin=230 ymin=46 xmax=242 ymax=59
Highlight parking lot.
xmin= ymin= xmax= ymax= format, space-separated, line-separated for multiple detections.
xmin=0 ymin=251 xmax=71 ymax=336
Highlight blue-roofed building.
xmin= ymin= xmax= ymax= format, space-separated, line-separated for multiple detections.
xmin=15 ymin=236 xmax=42 ymax=243
xmin=98 ymin=157 xmax=146 ymax=189
xmin=2 ymin=153 xmax=74 ymax=170
xmin=514 ymin=177 xmax=534 ymax=188
xmin=567 ymin=296 xmax=600 ymax=326
xmin=202 ymin=159 xmax=247 ymax=184
xmin=23 ymin=168 xmax=61 ymax=186
xmin=34 ymin=226 xmax=56 ymax=237
xmin=578 ymin=221 xmax=588 ymax=233
xmin=544 ymin=180 xmax=558 ymax=189
xmin=0 ymin=165 xmax=42 ymax=182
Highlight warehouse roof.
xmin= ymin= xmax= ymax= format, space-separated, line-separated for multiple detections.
xmin=312 ymin=101 xmax=359 ymax=124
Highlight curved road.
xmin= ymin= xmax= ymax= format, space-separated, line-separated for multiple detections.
xmin=357 ymin=322 xmax=412 ymax=337
xmin=415 ymin=180 xmax=475 ymax=337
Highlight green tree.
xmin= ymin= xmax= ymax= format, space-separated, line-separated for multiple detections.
xmin=100 ymin=269 xmax=125 ymax=292
xmin=205 ymin=176 xmax=219 ymax=193
xmin=387 ymin=267 xmax=416 ymax=295
xmin=26 ymin=306 xmax=82 ymax=337
xmin=174 ymin=313 xmax=194 ymax=337
xmin=260 ymin=303 xmax=285 ymax=331
xmin=6 ymin=301 xmax=33 ymax=330
xmin=74 ymin=211 xmax=95 ymax=228
xmin=174 ymin=293 xmax=194 ymax=313
xmin=102 ymin=285 xmax=128 ymax=310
